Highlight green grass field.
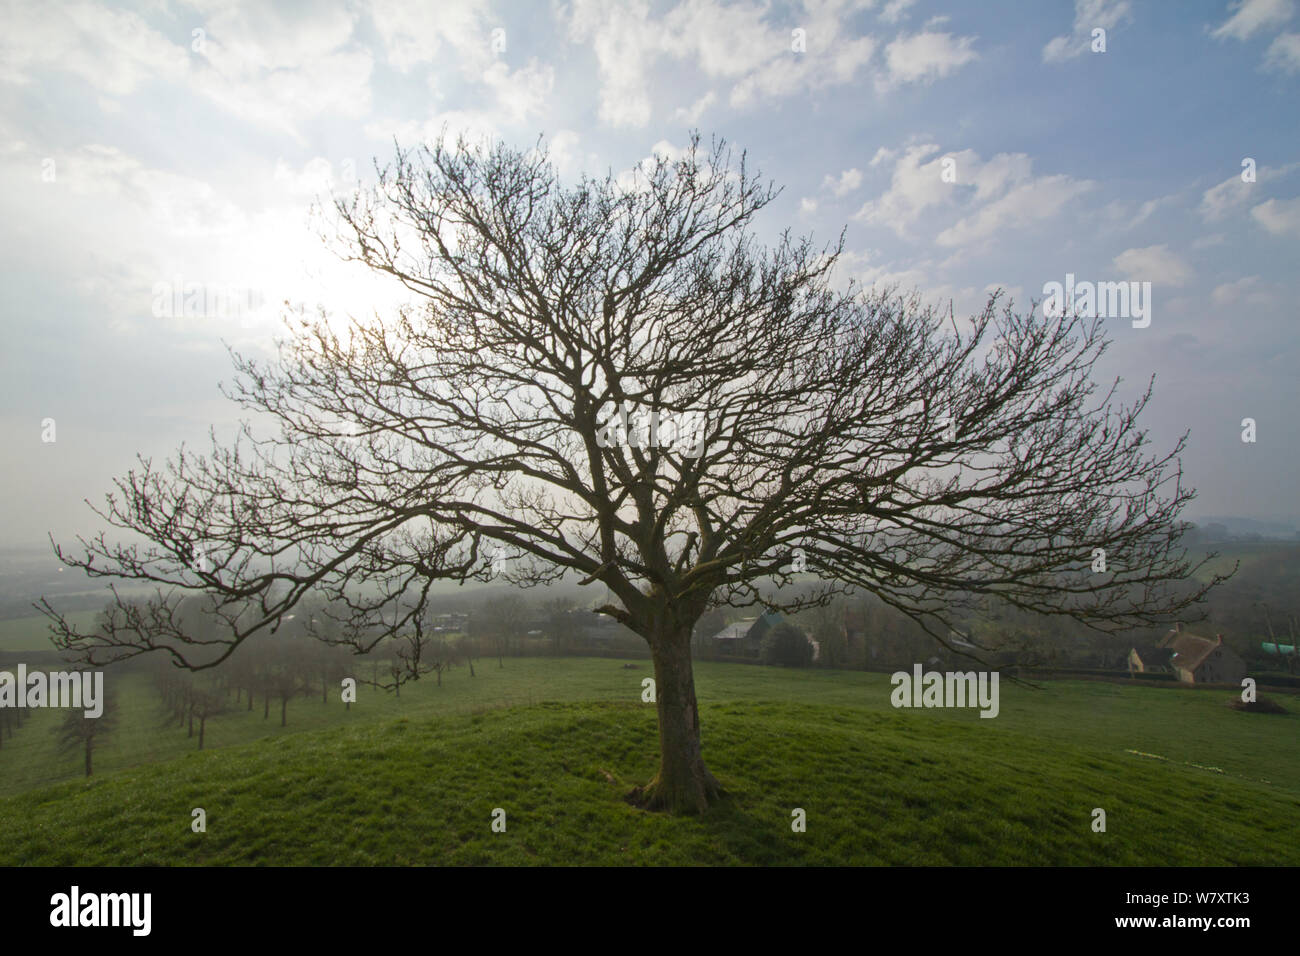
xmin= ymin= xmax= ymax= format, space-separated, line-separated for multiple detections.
xmin=1 ymin=658 xmax=1297 ymax=865
xmin=0 ymin=611 xmax=97 ymax=653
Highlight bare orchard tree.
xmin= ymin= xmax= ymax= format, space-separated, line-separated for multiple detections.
xmin=38 ymin=131 xmax=1226 ymax=813
xmin=55 ymin=682 xmax=118 ymax=777
xmin=189 ymin=679 xmax=228 ymax=750
xmin=470 ymin=593 xmax=526 ymax=668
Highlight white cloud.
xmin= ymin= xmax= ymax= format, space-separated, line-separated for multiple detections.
xmin=856 ymin=144 xmax=1092 ymax=246
xmin=543 ymin=130 xmax=586 ymax=180
xmin=880 ymin=31 xmax=978 ymax=86
xmin=1200 ymin=174 xmax=1255 ymax=221
xmin=0 ymin=2 xmax=189 ymax=95
xmin=566 ymin=0 xmax=661 ymax=127
xmin=1250 ymin=197 xmax=1300 ymax=235
xmin=480 ymin=58 xmax=555 ymax=122
xmin=966 ymin=152 xmax=1034 ymax=201
xmin=854 ymin=143 xmax=950 ymax=235
xmin=563 ymin=0 xmax=975 ymax=125
xmin=1042 ymin=0 xmax=1132 ymax=63
xmin=52 ymin=144 xmax=248 ymax=241
xmin=800 ymin=197 xmax=819 ymax=214
xmin=672 ymin=91 xmax=717 ymax=124
xmin=1209 ymin=0 xmax=1294 ymax=41
xmin=361 ymin=1 xmax=558 ymax=130
xmin=868 ymin=146 xmax=896 ymax=167
xmin=1264 ymin=31 xmax=1300 ymax=71
xmin=1112 ymin=244 xmax=1193 ymax=286
xmin=565 ymin=0 xmax=878 ymax=127
xmin=1199 ymin=161 xmax=1300 ymax=221
xmin=879 ymin=0 xmax=918 ymax=24
xmin=824 ymin=168 xmax=864 ymax=196
xmin=1099 ymin=194 xmax=1179 ymax=230
xmin=726 ymin=22 xmax=876 ymax=107
xmin=365 ymin=110 xmax=502 ymax=153
xmin=0 ymin=1 xmax=377 ymax=142
xmin=273 ymin=157 xmax=341 ymax=199
xmin=184 ymin=1 xmax=374 ymax=137
xmin=850 ymin=259 xmax=936 ymax=297
xmin=614 ymin=139 xmax=695 ymax=193
xmin=368 ymin=0 xmax=492 ymax=71
xmin=1210 ymin=275 xmax=1275 ymax=307
xmin=1128 ymin=196 xmax=1176 ymax=228
xmin=937 ymin=174 xmax=1094 ymax=247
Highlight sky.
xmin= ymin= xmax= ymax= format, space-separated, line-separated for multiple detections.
xmin=0 ymin=0 xmax=1297 ymax=554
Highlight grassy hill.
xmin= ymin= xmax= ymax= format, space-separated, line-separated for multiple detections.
xmin=1 ymin=659 xmax=1297 ymax=865
xmin=0 ymin=611 xmax=97 ymax=653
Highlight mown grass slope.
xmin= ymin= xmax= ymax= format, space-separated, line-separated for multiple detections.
xmin=1 ymin=660 xmax=1297 ymax=865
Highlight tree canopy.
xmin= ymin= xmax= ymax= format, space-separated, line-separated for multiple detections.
xmin=38 ymin=130 xmax=1226 ymax=812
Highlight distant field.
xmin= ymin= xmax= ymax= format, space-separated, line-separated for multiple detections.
xmin=0 ymin=658 xmax=1297 ymax=864
xmin=1192 ymin=540 xmax=1300 ymax=583
xmin=0 ymin=611 xmax=97 ymax=652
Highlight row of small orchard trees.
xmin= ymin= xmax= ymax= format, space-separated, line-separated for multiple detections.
xmin=148 ymin=628 xmax=362 ymax=748
xmin=1 ymin=662 xmax=117 ymax=777
xmin=142 ymin=594 xmax=491 ymax=749
xmin=56 ymin=685 xmax=118 ymax=776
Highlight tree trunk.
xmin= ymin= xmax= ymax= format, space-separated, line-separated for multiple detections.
xmin=247 ymin=690 xmax=253 ymax=711
xmin=85 ymin=740 xmax=93 ymax=777
xmin=280 ymin=697 xmax=287 ymax=727
xmin=630 ymin=624 xmax=723 ymax=814
xmin=188 ymin=708 xmax=194 ymax=737
xmin=322 ymin=679 xmax=327 ymax=704
xmin=264 ymin=694 xmax=269 ymax=719
xmin=199 ymin=715 xmax=206 ymax=750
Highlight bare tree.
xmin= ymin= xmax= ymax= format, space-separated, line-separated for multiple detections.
xmin=543 ymin=596 xmax=577 ymax=654
xmin=55 ymin=682 xmax=118 ymax=777
xmin=471 ymin=594 xmax=526 ymax=668
xmin=38 ymin=131 xmax=1227 ymax=813
xmin=190 ymin=680 xmax=228 ymax=750
xmin=428 ymin=637 xmax=452 ymax=687
xmin=262 ymin=649 xmax=307 ymax=727
xmin=0 ymin=700 xmax=31 ymax=749
xmin=457 ymin=634 xmax=478 ymax=678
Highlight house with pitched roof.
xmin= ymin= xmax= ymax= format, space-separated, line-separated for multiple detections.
xmin=1127 ymin=643 xmax=1172 ymax=674
xmin=710 ymin=611 xmax=817 ymax=660
xmin=1154 ymin=623 xmax=1247 ymax=684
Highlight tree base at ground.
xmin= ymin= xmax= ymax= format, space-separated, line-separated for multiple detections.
xmin=627 ymin=766 xmax=725 ymax=815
